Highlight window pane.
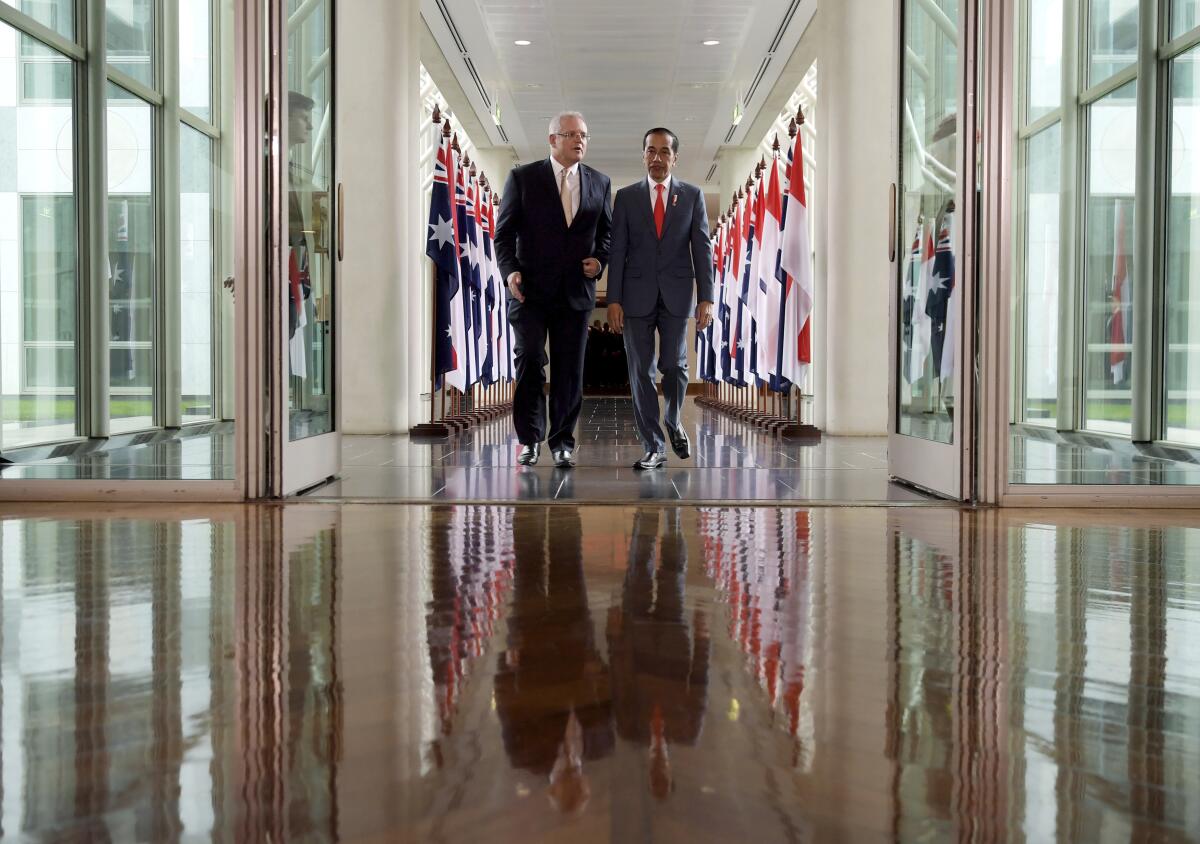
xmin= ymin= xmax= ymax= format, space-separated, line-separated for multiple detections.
xmin=1173 ymin=0 xmax=1200 ymax=40
xmin=1021 ymin=125 xmax=1062 ymax=426
xmin=106 ymin=0 xmax=154 ymax=88
xmin=1165 ymin=48 xmax=1200 ymax=444
xmin=287 ymin=0 xmax=335 ymax=441
xmin=2 ymin=0 xmax=74 ymax=41
xmin=181 ymin=125 xmax=213 ymax=422
xmin=1083 ymin=81 xmax=1137 ymax=436
xmin=896 ymin=0 xmax=960 ymax=446
xmin=1027 ymin=0 xmax=1063 ymax=122
xmin=1 ymin=21 xmax=78 ymax=450
xmin=180 ymin=0 xmax=211 ymax=121
xmin=107 ymin=83 xmax=155 ymax=433
xmin=1089 ymin=0 xmax=1139 ymax=85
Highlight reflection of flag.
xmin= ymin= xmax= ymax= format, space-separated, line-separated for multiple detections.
xmin=925 ymin=209 xmax=956 ymax=379
xmin=1109 ymin=202 xmax=1132 ymax=385
xmin=426 ymin=125 xmax=459 ymax=389
xmin=110 ymin=200 xmax=135 ymax=379
xmin=780 ymin=128 xmax=813 ymax=389
xmin=288 ymin=247 xmax=308 ymax=380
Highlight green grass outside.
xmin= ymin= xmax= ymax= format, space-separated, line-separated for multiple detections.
xmin=1025 ymin=399 xmax=1195 ymax=426
xmin=2 ymin=396 xmax=208 ymax=423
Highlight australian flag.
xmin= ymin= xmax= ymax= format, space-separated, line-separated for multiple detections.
xmin=427 ymin=136 xmax=459 ymax=390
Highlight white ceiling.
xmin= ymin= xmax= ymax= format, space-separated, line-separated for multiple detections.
xmin=422 ymin=0 xmax=817 ymax=190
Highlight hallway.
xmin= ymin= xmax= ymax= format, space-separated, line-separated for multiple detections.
xmin=0 ymin=501 xmax=1196 ymax=840
xmin=311 ymin=398 xmax=932 ymax=503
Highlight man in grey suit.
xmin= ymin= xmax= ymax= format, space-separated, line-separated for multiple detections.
xmin=607 ymin=128 xmax=714 ymax=470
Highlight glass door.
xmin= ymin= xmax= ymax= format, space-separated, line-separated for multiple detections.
xmin=889 ymin=0 xmax=978 ymax=499
xmin=271 ymin=0 xmax=340 ymax=495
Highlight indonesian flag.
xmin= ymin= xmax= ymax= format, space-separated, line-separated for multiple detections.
xmin=1109 ymin=202 xmax=1132 ymax=384
xmin=744 ymin=174 xmax=766 ymax=379
xmin=755 ymin=158 xmax=784 ymax=380
xmin=780 ymin=129 xmax=813 ymax=388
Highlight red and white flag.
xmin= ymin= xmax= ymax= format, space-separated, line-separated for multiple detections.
xmin=755 ymin=158 xmax=784 ymax=379
xmin=779 ymin=128 xmax=813 ymax=388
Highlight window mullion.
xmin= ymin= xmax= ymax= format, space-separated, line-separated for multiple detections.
xmin=1057 ymin=0 xmax=1081 ymax=432
xmin=160 ymin=0 xmax=181 ymax=429
xmin=1130 ymin=0 xmax=1160 ymax=441
xmin=81 ymin=0 xmax=109 ymax=437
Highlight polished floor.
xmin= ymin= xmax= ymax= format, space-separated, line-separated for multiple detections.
xmin=0 ymin=501 xmax=1196 ymax=841
xmin=1011 ymin=424 xmax=1200 ymax=485
xmin=312 ymin=397 xmax=932 ymax=503
xmin=0 ymin=421 xmax=235 ymax=481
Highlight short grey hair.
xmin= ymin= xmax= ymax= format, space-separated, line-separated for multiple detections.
xmin=549 ymin=111 xmax=587 ymax=135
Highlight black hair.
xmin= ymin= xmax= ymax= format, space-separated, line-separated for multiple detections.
xmin=642 ymin=127 xmax=679 ymax=154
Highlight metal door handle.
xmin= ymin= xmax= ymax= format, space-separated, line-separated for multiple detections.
xmin=337 ymin=182 xmax=344 ymax=262
xmin=888 ymin=183 xmax=897 ymax=263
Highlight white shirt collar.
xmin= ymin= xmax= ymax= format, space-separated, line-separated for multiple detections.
xmin=648 ymin=174 xmax=673 ymax=195
xmin=551 ymin=157 xmax=579 ymax=180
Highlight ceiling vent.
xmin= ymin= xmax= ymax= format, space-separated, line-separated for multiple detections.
xmin=723 ymin=0 xmax=806 ymax=144
xmin=434 ymin=0 xmax=510 ymax=140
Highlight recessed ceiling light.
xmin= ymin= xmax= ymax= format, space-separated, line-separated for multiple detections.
xmin=514 ymin=39 xmax=532 ymax=46
xmin=702 ymin=39 xmax=720 ymax=46
xmin=526 ymin=83 xmax=542 ymax=89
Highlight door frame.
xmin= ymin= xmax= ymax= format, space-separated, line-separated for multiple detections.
xmin=886 ymin=0 xmax=981 ymax=501
xmin=266 ymin=0 xmax=342 ymax=498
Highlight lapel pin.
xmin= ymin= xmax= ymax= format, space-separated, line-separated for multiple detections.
xmin=672 ymin=193 xmax=678 ymax=207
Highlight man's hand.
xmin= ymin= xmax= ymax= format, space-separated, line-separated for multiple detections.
xmin=582 ymin=257 xmax=601 ymax=279
xmin=507 ymin=271 xmax=525 ymax=303
xmin=607 ymin=303 xmax=624 ymax=334
xmin=696 ymin=301 xmax=714 ymax=331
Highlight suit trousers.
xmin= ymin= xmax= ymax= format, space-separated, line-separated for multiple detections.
xmin=623 ymin=303 xmax=689 ymax=452
xmin=509 ymin=300 xmax=590 ymax=451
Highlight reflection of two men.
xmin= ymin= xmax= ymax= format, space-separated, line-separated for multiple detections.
xmin=492 ymin=507 xmax=709 ymax=813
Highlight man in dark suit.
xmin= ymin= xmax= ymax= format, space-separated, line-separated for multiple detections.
xmin=607 ymin=128 xmax=714 ymax=470
xmin=495 ymin=111 xmax=612 ymax=468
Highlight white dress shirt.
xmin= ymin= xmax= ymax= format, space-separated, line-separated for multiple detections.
xmin=647 ymin=175 xmax=673 ymax=213
xmin=550 ymin=157 xmax=581 ymax=218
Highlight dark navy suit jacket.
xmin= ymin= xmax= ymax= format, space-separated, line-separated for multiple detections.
xmin=494 ymin=158 xmax=612 ymax=313
xmin=606 ymin=178 xmax=714 ymax=319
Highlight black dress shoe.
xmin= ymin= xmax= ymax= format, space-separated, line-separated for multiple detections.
xmin=633 ymin=451 xmax=666 ymax=471
xmin=552 ymin=447 xmax=576 ymax=468
xmin=517 ymin=443 xmax=540 ymax=465
xmin=665 ymin=425 xmax=690 ymax=459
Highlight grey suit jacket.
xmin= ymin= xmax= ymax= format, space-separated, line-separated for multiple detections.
xmin=606 ymin=178 xmax=714 ymax=319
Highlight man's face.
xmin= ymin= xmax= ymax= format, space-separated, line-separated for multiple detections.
xmin=289 ymin=110 xmax=313 ymax=147
xmin=549 ymin=116 xmax=588 ymax=166
xmin=643 ymin=132 xmax=677 ymax=183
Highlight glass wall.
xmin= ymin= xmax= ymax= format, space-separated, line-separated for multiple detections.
xmin=107 ymin=82 xmax=155 ymax=434
xmin=0 ymin=0 xmax=235 ymax=480
xmin=0 ymin=18 xmax=78 ymax=449
xmin=1012 ymin=0 xmax=1200 ymax=484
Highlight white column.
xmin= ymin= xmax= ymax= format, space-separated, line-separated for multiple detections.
xmin=814 ymin=1 xmax=894 ymax=435
xmin=337 ymin=0 xmax=423 ymax=433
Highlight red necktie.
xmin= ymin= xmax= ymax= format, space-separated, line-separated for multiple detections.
xmin=654 ymin=183 xmax=665 ymax=238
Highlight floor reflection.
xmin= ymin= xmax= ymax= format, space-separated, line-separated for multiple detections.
xmin=0 ymin=503 xmax=1196 ymax=840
